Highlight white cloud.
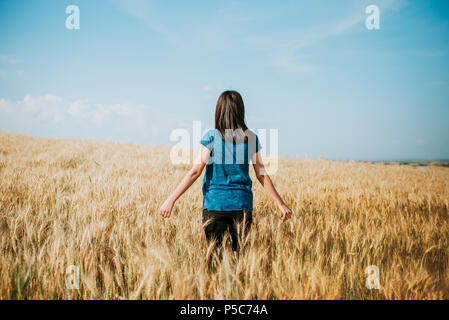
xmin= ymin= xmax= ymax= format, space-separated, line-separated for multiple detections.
xmin=0 ymin=93 xmax=193 ymax=145
xmin=0 ymin=54 xmax=21 ymax=65
xmin=112 ymin=0 xmax=408 ymax=76
xmin=0 ymin=54 xmax=24 ymax=78
xmin=19 ymin=94 xmax=64 ymax=122
xmin=67 ymin=100 xmax=85 ymax=116
xmin=67 ymin=100 xmax=133 ymax=125
xmin=0 ymin=98 xmax=12 ymax=112
xmin=111 ymin=0 xmax=277 ymax=51
xmin=0 ymin=69 xmax=25 ymax=78
xmin=111 ymin=103 xmax=131 ymax=116
xmin=0 ymin=94 xmax=141 ymax=125
xmin=247 ymin=0 xmax=407 ymax=74
xmin=111 ymin=0 xmax=173 ymax=40
xmin=249 ymin=11 xmax=373 ymax=74
xmin=112 ymin=0 xmax=367 ymax=74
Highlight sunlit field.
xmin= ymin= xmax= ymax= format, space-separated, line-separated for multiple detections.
xmin=0 ymin=130 xmax=448 ymax=299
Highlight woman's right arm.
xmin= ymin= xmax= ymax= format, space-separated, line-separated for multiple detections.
xmin=159 ymin=145 xmax=211 ymax=218
xmin=251 ymin=151 xmax=292 ymax=220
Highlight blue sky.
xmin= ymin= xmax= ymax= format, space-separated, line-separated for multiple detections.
xmin=0 ymin=0 xmax=448 ymax=160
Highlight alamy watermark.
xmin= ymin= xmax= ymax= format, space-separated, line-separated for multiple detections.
xmin=365 ymin=5 xmax=380 ymax=30
xmin=65 ymin=265 xmax=80 ymax=290
xmin=65 ymin=5 xmax=80 ymax=30
xmin=64 ymin=4 xmax=380 ymax=32
xmin=365 ymin=265 xmax=380 ymax=290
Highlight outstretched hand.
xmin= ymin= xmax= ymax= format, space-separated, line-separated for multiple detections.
xmin=159 ymin=198 xmax=175 ymax=218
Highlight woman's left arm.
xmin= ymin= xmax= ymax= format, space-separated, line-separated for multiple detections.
xmin=159 ymin=145 xmax=210 ymax=218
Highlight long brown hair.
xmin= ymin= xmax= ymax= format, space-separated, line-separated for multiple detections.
xmin=215 ymin=90 xmax=249 ymax=143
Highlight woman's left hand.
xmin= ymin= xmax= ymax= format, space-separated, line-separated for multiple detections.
xmin=159 ymin=198 xmax=175 ymax=218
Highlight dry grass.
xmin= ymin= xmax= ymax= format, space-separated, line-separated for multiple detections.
xmin=0 ymin=130 xmax=448 ymax=299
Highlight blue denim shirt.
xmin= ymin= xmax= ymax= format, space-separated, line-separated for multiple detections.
xmin=200 ymin=129 xmax=261 ymax=212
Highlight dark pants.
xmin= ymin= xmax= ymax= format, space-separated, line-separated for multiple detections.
xmin=202 ymin=209 xmax=253 ymax=252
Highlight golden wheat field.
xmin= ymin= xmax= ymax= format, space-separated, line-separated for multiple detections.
xmin=0 ymin=130 xmax=448 ymax=300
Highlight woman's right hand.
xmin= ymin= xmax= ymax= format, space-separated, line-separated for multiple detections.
xmin=278 ymin=203 xmax=292 ymax=221
xmin=159 ymin=198 xmax=175 ymax=218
